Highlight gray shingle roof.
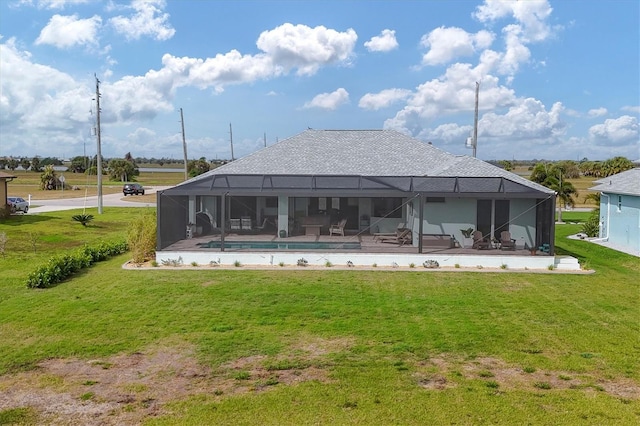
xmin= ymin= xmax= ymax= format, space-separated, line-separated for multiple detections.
xmin=590 ymin=168 xmax=640 ymax=196
xmin=181 ymin=129 xmax=552 ymax=193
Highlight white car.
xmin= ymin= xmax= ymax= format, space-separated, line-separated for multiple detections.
xmin=7 ymin=197 xmax=28 ymax=213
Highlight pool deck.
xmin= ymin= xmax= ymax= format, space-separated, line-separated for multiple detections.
xmin=157 ymin=232 xmax=583 ymax=272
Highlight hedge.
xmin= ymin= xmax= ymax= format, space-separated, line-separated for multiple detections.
xmin=26 ymin=240 xmax=128 ymax=288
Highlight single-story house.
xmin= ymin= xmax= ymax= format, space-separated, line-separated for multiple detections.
xmin=590 ymin=168 xmax=640 ymax=256
xmin=157 ymin=130 xmax=557 ymax=261
xmin=0 ymin=171 xmax=17 ymax=214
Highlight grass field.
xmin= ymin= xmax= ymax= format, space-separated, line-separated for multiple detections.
xmin=0 ymin=208 xmax=638 ymax=424
xmin=5 ymin=169 xmax=184 ymax=200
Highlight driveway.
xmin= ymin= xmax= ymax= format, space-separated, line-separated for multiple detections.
xmin=26 ymin=186 xmax=170 ymax=214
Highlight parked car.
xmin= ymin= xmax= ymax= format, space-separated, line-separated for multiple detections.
xmin=7 ymin=196 xmax=29 ymax=213
xmin=123 ymin=183 xmax=145 ymax=196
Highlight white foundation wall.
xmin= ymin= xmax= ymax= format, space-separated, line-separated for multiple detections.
xmin=156 ymin=250 xmax=563 ymax=270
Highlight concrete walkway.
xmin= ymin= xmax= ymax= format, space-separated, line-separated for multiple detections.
xmin=26 ymin=186 xmax=169 ymax=214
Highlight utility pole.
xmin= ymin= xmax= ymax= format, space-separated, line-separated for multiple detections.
xmin=472 ymin=81 xmax=479 ymax=158
xmin=229 ymin=123 xmax=235 ymax=161
xmin=264 ymin=132 xmax=267 ymax=148
xmin=95 ymin=74 xmax=103 ymax=214
xmin=473 ymin=81 xmax=480 ymax=158
xmin=180 ymin=108 xmax=188 ymax=180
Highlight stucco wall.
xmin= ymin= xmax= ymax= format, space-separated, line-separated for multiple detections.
xmin=600 ymin=193 xmax=640 ymax=255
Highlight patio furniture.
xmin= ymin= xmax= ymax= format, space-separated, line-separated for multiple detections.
xmin=472 ymin=231 xmax=491 ymax=250
xmin=329 ymin=218 xmax=347 ymax=236
xmin=241 ymin=217 xmax=252 ymax=230
xmin=500 ymin=231 xmax=516 ymax=250
xmin=303 ymin=224 xmax=322 ymax=236
xmin=255 ymin=218 xmax=271 ymax=232
xmin=377 ymin=228 xmax=412 ymax=246
xmin=421 ymin=234 xmax=455 ymax=249
xmin=373 ymin=222 xmax=406 ymax=241
xmin=230 ymin=218 xmax=241 ymax=231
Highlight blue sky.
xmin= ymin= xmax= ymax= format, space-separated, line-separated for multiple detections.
xmin=1 ymin=0 xmax=638 ymax=162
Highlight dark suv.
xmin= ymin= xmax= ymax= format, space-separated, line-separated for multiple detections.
xmin=123 ymin=183 xmax=145 ymax=196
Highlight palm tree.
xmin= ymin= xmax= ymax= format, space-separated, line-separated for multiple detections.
xmin=583 ymin=192 xmax=601 ymax=207
xmin=544 ymin=172 xmax=578 ymax=223
xmin=40 ymin=165 xmax=58 ymax=190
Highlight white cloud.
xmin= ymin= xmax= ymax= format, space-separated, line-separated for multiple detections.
xmin=621 ymin=105 xmax=640 ymax=114
xmin=474 ymin=0 xmax=553 ymax=43
xmin=420 ymin=26 xmax=494 ymax=66
xmin=35 ymin=14 xmax=102 ymax=49
xmin=256 ymin=23 xmax=357 ymax=76
xmin=364 ymin=29 xmax=398 ymax=52
xmin=479 ymin=98 xmax=565 ymax=139
xmin=109 ymin=0 xmax=175 ymax=41
xmin=359 ymin=88 xmax=411 ymax=110
xmin=303 ymin=88 xmax=349 ymax=110
xmin=589 ymin=115 xmax=639 ymax=146
xmin=588 ymin=107 xmax=607 ymax=117
xmin=16 ymin=0 xmax=90 ymax=9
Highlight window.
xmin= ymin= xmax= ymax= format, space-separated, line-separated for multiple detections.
xmin=373 ymin=197 xmax=403 ymax=218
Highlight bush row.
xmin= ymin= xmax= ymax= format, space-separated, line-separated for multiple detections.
xmin=26 ymin=240 xmax=128 ymax=288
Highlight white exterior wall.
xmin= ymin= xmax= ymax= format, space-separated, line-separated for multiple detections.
xmin=600 ymin=192 xmax=640 ymax=256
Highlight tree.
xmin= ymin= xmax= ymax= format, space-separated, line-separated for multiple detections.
xmin=7 ymin=159 xmax=18 ymax=171
xmin=498 ymin=160 xmax=514 ymax=171
xmin=601 ymin=156 xmax=633 ymax=177
xmin=529 ymin=162 xmax=552 ymax=184
xmin=0 ymin=158 xmax=6 ymax=169
xmin=583 ymin=192 xmax=601 ymax=206
xmin=40 ymin=165 xmax=59 ymax=190
xmin=68 ymin=156 xmax=89 ymax=173
xmin=20 ymin=158 xmax=31 ymax=171
xmin=107 ymin=158 xmax=138 ymax=182
xmin=187 ymin=157 xmax=210 ymax=177
xmin=543 ymin=171 xmax=578 ymax=223
xmin=31 ymin=156 xmax=42 ymax=172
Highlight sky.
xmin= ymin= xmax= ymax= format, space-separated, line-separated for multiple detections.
xmin=0 ymin=0 xmax=638 ymax=162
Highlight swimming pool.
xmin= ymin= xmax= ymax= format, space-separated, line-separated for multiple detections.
xmin=197 ymin=241 xmax=362 ymax=250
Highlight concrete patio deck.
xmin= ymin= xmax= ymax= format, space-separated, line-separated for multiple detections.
xmin=157 ymin=232 xmax=582 ymax=272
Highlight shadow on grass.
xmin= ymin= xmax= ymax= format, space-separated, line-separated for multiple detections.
xmin=0 ymin=214 xmax=56 ymax=226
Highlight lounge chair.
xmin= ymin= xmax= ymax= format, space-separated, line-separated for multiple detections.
xmin=377 ymin=228 xmax=412 ymax=246
xmin=229 ymin=218 xmax=241 ymax=231
xmin=255 ymin=218 xmax=271 ymax=231
xmin=241 ymin=217 xmax=252 ymax=230
xmin=329 ymin=218 xmax=347 ymax=236
xmin=472 ymin=231 xmax=491 ymax=250
xmin=373 ymin=223 xmax=406 ymax=241
xmin=500 ymin=230 xmax=516 ymax=250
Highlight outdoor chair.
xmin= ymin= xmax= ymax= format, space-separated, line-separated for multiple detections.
xmin=255 ymin=218 xmax=271 ymax=232
xmin=329 ymin=218 xmax=347 ymax=236
xmin=377 ymin=228 xmax=412 ymax=246
xmin=241 ymin=217 xmax=252 ymax=230
xmin=472 ymin=231 xmax=491 ymax=250
xmin=230 ymin=218 xmax=241 ymax=231
xmin=500 ymin=230 xmax=516 ymax=250
xmin=373 ymin=222 xmax=406 ymax=241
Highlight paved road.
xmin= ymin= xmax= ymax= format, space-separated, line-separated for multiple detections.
xmin=26 ymin=186 xmax=170 ymax=214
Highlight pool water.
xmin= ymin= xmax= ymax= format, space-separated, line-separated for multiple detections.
xmin=198 ymin=241 xmax=361 ymax=250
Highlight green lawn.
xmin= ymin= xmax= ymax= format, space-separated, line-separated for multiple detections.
xmin=0 ymin=210 xmax=638 ymax=424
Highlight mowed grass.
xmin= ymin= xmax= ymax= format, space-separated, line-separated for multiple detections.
xmin=0 ymin=210 xmax=639 ymax=424
xmin=5 ymin=169 xmax=184 ymax=200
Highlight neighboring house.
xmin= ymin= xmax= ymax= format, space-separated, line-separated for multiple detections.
xmin=590 ymin=168 xmax=640 ymax=256
xmin=0 ymin=171 xmax=17 ymax=214
xmin=157 ymin=130 xmax=556 ymax=253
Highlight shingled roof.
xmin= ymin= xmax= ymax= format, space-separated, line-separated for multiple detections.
xmin=590 ymin=168 xmax=640 ymax=197
xmin=176 ymin=129 xmax=552 ymax=194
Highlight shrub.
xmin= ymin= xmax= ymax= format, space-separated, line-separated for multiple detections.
xmin=127 ymin=211 xmax=156 ymax=264
xmin=72 ymin=214 xmax=94 ymax=227
xmin=26 ymin=240 xmax=128 ymax=288
xmin=581 ymin=210 xmax=600 ymax=237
